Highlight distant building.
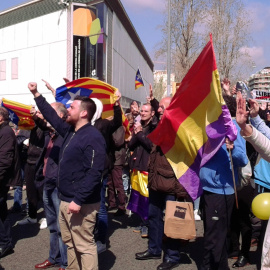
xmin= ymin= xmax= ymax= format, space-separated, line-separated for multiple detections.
xmin=0 ymin=0 xmax=153 ymax=107
xmin=248 ymin=67 xmax=270 ymax=100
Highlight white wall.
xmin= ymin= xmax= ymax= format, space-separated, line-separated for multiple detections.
xmin=0 ymin=10 xmax=68 ymax=105
xmin=112 ymin=14 xmax=153 ymax=104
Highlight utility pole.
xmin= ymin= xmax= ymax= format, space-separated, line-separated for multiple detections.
xmin=167 ymin=0 xmax=171 ymax=97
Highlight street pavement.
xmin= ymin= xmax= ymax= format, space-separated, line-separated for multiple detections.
xmin=0 ymin=190 xmax=259 ymax=270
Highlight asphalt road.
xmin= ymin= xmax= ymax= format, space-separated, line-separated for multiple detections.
xmin=0 ymin=190 xmax=259 ymax=270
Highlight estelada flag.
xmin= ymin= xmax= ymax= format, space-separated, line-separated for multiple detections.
xmin=135 ymin=69 xmax=144 ymax=90
xmin=56 ymin=77 xmax=118 ymax=119
xmin=148 ymin=35 xmax=237 ymax=201
xmin=56 ymin=77 xmax=131 ymax=137
xmin=1 ymin=98 xmax=35 ymax=130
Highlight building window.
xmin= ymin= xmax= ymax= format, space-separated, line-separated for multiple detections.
xmin=11 ymin=58 xmax=18 ymax=79
xmin=0 ymin=60 xmax=6 ymax=81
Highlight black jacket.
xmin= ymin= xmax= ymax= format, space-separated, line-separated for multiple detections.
xmin=0 ymin=122 xmax=21 ymax=189
xmin=128 ymin=116 xmax=158 ymax=171
xmin=35 ymin=95 xmax=106 ymax=205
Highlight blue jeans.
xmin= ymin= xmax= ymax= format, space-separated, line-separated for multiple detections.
xmin=96 ymin=175 xmax=108 ymax=244
xmin=13 ymin=186 xmax=22 ymax=210
xmin=148 ymin=190 xmax=181 ymax=263
xmin=194 ymin=197 xmax=200 ymax=210
xmin=43 ymin=185 xmax=67 ymax=268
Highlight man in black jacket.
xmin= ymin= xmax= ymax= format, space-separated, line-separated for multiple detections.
xmin=0 ymin=107 xmax=21 ymax=258
xmin=28 ymin=82 xmax=106 ymax=270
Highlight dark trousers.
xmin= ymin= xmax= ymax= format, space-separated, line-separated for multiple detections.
xmin=25 ymin=163 xmax=43 ymax=218
xmin=230 ymin=185 xmax=253 ymax=258
xmin=107 ymin=165 xmax=126 ymax=210
xmin=0 ymin=186 xmax=12 ymax=248
xmin=148 ymin=189 xmax=181 ymax=263
xmin=200 ymin=191 xmax=234 ymax=270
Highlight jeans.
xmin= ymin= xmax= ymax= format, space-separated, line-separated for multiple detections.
xmin=96 ymin=175 xmax=108 ymax=244
xmin=43 ymin=185 xmax=67 ymax=268
xmin=13 ymin=186 xmax=22 ymax=210
xmin=194 ymin=197 xmax=200 ymax=210
xmin=148 ymin=190 xmax=181 ymax=263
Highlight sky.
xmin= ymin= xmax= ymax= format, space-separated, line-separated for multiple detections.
xmin=1 ymin=0 xmax=270 ymax=76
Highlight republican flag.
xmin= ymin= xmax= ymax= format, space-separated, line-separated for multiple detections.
xmin=135 ymin=69 xmax=144 ymax=90
xmin=127 ymin=170 xmax=149 ymax=220
xmin=148 ymin=36 xmax=237 ymax=201
xmin=1 ymin=98 xmax=35 ymax=130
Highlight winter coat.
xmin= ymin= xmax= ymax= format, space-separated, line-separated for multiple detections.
xmin=148 ymin=145 xmax=190 ymax=200
xmin=35 ymin=95 xmax=106 ymax=206
xmin=0 ymin=122 xmax=21 ymax=189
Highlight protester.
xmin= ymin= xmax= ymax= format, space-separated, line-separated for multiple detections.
xmin=136 ymin=97 xmax=191 ymax=270
xmin=33 ymin=102 xmax=68 ymax=270
xmin=28 ymin=82 xmax=106 ymax=270
xmin=199 ymin=95 xmax=248 ymax=270
xmin=128 ymin=103 xmax=158 ymax=238
xmin=17 ymin=109 xmax=45 ymax=225
xmin=91 ymin=95 xmax=122 ymax=254
xmin=0 ymin=107 xmax=22 ymax=258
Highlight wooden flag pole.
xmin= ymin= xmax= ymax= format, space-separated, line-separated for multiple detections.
xmin=229 ymin=148 xmax=239 ymax=209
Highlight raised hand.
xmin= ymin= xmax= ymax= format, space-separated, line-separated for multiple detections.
xmin=248 ymin=99 xmax=260 ymax=118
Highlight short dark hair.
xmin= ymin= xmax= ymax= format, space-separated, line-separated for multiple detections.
xmin=0 ymin=107 xmax=9 ymax=121
xmin=74 ymin=96 xmax=96 ymax=122
xmin=130 ymin=100 xmax=139 ymax=107
xmin=142 ymin=103 xmax=155 ymax=112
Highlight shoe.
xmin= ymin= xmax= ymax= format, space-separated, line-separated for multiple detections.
xmin=232 ymin=255 xmax=249 ymax=268
xmin=35 ymin=259 xmax=55 ymax=269
xmin=157 ymin=260 xmax=180 ymax=270
xmin=114 ymin=209 xmax=126 ymax=216
xmin=0 ymin=244 xmax=13 ymax=258
xmin=133 ymin=226 xmax=142 ymax=233
xmin=17 ymin=216 xmax=37 ymax=225
xmin=194 ymin=209 xmax=201 ymax=221
xmin=96 ymin=240 xmax=106 ymax=254
xmin=40 ymin=218 xmax=47 ymax=229
xmin=135 ymin=250 xmax=161 ymax=260
xmin=58 ymin=268 xmax=65 ymax=270
xmin=141 ymin=226 xmax=148 ymax=238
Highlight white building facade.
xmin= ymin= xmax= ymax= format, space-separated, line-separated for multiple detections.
xmin=0 ymin=0 xmax=153 ymax=107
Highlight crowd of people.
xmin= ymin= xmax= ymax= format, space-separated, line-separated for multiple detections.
xmin=1 ymin=78 xmax=270 ymax=270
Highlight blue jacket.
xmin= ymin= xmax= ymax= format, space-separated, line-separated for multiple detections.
xmin=35 ymin=95 xmax=106 ymax=205
xmin=199 ymin=120 xmax=248 ymax=195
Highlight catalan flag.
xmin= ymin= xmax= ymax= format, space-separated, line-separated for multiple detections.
xmin=56 ymin=77 xmax=131 ymax=136
xmin=1 ymin=98 xmax=35 ymax=130
xmin=135 ymin=69 xmax=144 ymax=90
xmin=148 ymin=36 xmax=237 ymax=201
xmin=127 ymin=169 xmax=149 ymax=220
xmin=56 ymin=77 xmax=118 ymax=119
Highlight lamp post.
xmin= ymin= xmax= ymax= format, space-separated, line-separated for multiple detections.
xmin=167 ymin=0 xmax=171 ymax=97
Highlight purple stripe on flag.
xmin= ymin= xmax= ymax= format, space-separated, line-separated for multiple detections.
xmin=127 ymin=189 xmax=149 ymax=220
xmin=179 ymin=111 xmax=230 ymax=201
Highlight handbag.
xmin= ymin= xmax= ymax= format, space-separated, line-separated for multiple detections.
xmin=164 ymin=201 xmax=196 ymax=240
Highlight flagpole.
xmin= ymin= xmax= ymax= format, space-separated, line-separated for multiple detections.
xmin=229 ymin=148 xmax=239 ymax=209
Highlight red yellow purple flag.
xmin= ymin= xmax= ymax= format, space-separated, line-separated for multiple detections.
xmin=1 ymin=98 xmax=35 ymax=130
xmin=148 ymin=36 xmax=237 ymax=201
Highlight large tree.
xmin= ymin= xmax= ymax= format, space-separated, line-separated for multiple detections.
xmin=156 ymin=0 xmax=253 ymax=83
